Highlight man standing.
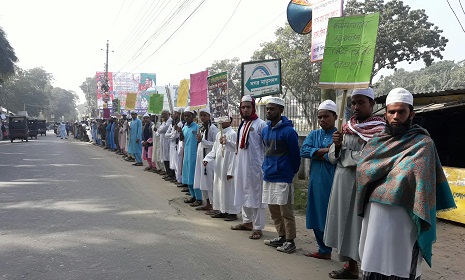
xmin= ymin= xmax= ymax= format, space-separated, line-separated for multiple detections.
xmin=158 ymin=110 xmax=174 ymax=180
xmin=142 ymin=113 xmax=154 ymax=170
xmin=128 ymin=110 xmax=143 ymax=166
xmin=357 ymin=88 xmax=455 ymax=280
xmin=165 ymin=108 xmax=183 ymax=183
xmin=192 ymin=108 xmax=218 ymax=209
xmin=59 ymin=122 xmax=67 ymax=139
xmin=181 ymin=107 xmax=202 ymax=204
xmin=229 ymin=95 xmax=267 ymax=240
xmin=261 ymin=97 xmax=301 ymax=253
xmin=324 ymin=88 xmax=386 ymax=279
xmin=203 ymin=117 xmax=240 ymax=221
xmin=300 ymin=100 xmax=338 ymax=259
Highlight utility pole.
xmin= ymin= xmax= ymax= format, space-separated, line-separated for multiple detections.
xmin=105 ymin=40 xmax=109 ymax=82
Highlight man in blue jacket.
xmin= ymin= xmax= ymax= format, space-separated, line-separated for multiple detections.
xmin=261 ymin=97 xmax=301 ymax=254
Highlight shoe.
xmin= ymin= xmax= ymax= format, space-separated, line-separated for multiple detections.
xmin=177 ymin=184 xmax=188 ymax=188
xmin=181 ymin=187 xmax=189 ymax=192
xmin=132 ymin=162 xmax=143 ymax=166
xmin=264 ymin=236 xmax=285 ymax=248
xmin=304 ymin=252 xmax=331 ymax=260
xmin=184 ymin=197 xmax=195 ymax=203
xmin=224 ymin=214 xmax=238 ymax=221
xmin=276 ymin=241 xmax=296 ymax=254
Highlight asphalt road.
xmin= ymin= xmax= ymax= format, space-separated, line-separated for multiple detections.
xmin=0 ymin=132 xmax=342 ymax=280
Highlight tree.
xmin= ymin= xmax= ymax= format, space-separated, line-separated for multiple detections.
xmin=48 ymin=87 xmax=78 ymax=121
xmin=79 ymin=76 xmax=97 ymax=114
xmin=374 ymin=60 xmax=465 ymax=95
xmin=0 ymin=26 xmax=18 ymax=83
xmin=207 ymin=58 xmax=242 ymax=114
xmin=252 ymin=24 xmax=321 ymax=130
xmin=345 ymin=0 xmax=448 ymax=81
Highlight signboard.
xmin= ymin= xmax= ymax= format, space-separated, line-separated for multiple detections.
xmin=177 ymin=79 xmax=189 ymax=107
xmin=190 ymin=70 xmax=208 ymax=110
xmin=207 ymin=72 xmax=229 ymax=123
xmin=437 ymin=167 xmax=465 ymax=225
xmin=311 ymin=0 xmax=343 ymax=62
xmin=241 ymin=59 xmax=281 ymax=98
xmin=148 ymin=94 xmax=164 ymax=114
xmin=125 ymin=93 xmax=137 ymax=110
xmin=319 ymin=13 xmax=380 ymax=89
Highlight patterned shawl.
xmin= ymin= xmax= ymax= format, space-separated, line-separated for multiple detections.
xmin=343 ymin=116 xmax=385 ymax=141
xmin=357 ymin=125 xmax=456 ymax=266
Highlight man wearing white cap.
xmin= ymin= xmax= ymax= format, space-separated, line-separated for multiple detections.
xmin=357 ymin=88 xmax=455 ymax=280
xmin=128 ymin=110 xmax=143 ymax=166
xmin=324 ymin=88 xmax=386 ymax=279
xmin=228 ymin=95 xmax=267 ymax=240
xmin=261 ymin=97 xmax=301 ymax=253
xmin=158 ymin=110 xmax=174 ymax=180
xmin=300 ymin=100 xmax=338 ymax=259
xmin=192 ymin=107 xmax=218 ymax=208
xmin=165 ymin=107 xmax=184 ymax=184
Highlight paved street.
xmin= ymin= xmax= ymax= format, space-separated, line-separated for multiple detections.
xmin=0 ymin=133 xmax=337 ymax=280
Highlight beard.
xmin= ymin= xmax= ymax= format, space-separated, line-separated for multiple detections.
xmin=385 ymin=119 xmax=412 ymax=136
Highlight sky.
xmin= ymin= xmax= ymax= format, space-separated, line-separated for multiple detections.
xmin=1 ymin=0 xmax=464 ymax=105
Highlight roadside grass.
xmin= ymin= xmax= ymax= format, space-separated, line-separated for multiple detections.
xmin=294 ymin=179 xmax=308 ymax=214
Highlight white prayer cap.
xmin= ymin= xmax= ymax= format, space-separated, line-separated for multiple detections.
xmin=241 ymin=95 xmax=253 ymax=102
xmin=199 ymin=107 xmax=210 ymax=115
xmin=267 ymin=97 xmax=285 ymax=107
xmin=143 ymin=113 xmax=150 ymax=117
xmin=130 ymin=110 xmax=137 ymax=114
xmin=176 ymin=107 xmax=184 ymax=113
xmin=386 ymin=88 xmax=413 ymax=106
xmin=318 ymin=100 xmax=337 ymax=113
xmin=184 ymin=107 xmax=193 ymax=114
xmin=352 ymin=87 xmax=375 ymax=100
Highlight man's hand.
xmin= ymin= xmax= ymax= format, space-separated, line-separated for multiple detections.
xmin=196 ymin=132 xmax=202 ymax=142
xmin=227 ymin=175 xmax=233 ymax=180
xmin=203 ymin=161 xmax=208 ymax=166
xmin=219 ymin=136 xmax=227 ymax=145
xmin=332 ymin=131 xmax=343 ymax=147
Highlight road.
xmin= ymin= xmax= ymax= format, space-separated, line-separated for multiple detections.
xmin=1 ymin=132 xmax=463 ymax=280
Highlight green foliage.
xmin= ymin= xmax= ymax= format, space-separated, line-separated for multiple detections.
xmin=374 ymin=60 xmax=465 ymax=95
xmin=79 ymin=76 xmax=97 ymax=109
xmin=345 ymin=0 xmax=448 ymax=81
xmin=0 ymin=26 xmax=18 ymax=83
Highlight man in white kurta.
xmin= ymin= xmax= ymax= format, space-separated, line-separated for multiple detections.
xmin=227 ymin=95 xmax=267 ymax=240
xmin=158 ymin=110 xmax=173 ymax=179
xmin=165 ymin=108 xmax=183 ymax=183
xmin=151 ymin=116 xmax=164 ymax=172
xmin=192 ymin=108 xmax=218 ymax=209
xmin=203 ymin=118 xmax=240 ymax=221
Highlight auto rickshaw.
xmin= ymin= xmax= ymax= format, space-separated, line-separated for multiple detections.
xmin=8 ymin=116 xmax=28 ymax=143
xmin=27 ymin=119 xmax=38 ymax=139
xmin=37 ymin=120 xmax=47 ymax=136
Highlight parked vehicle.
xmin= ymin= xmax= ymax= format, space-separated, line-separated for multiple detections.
xmin=37 ymin=120 xmax=47 ymax=136
xmin=27 ymin=119 xmax=38 ymax=139
xmin=8 ymin=116 xmax=28 ymax=142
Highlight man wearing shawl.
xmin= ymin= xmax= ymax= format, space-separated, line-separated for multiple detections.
xmin=357 ymin=88 xmax=455 ymax=280
xmin=192 ymin=107 xmax=219 ymax=209
xmin=325 ymin=88 xmax=386 ymax=279
xmin=128 ymin=110 xmax=143 ymax=166
xmin=181 ymin=107 xmax=202 ymax=204
xmin=300 ymin=100 xmax=338 ymax=260
xmin=141 ymin=113 xmax=154 ymax=170
xmin=228 ymin=95 xmax=267 ymax=240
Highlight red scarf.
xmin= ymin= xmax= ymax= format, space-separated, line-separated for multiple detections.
xmin=342 ymin=115 xmax=386 ymax=141
xmin=236 ymin=98 xmax=259 ymax=151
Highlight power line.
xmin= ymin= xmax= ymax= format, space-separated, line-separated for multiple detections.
xmin=460 ymin=0 xmax=465 ymax=16
xmin=177 ymin=0 xmax=242 ymax=65
xmin=446 ymin=0 xmax=465 ymax=34
xmin=108 ymin=0 xmax=129 ymax=37
xmin=127 ymin=0 xmax=207 ymax=72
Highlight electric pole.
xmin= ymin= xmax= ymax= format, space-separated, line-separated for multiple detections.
xmin=105 ymin=40 xmax=109 ymax=82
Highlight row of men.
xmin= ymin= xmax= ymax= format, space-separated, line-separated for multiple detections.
xmin=87 ymin=87 xmax=454 ymax=280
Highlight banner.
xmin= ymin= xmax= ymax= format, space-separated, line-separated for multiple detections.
xmin=177 ymin=79 xmax=189 ymax=107
xmin=190 ymin=70 xmax=208 ymax=109
xmin=125 ymin=93 xmax=137 ymax=110
xmin=207 ymin=72 xmax=229 ymax=123
xmin=103 ymin=108 xmax=110 ymax=119
xmin=319 ymin=13 xmax=380 ymax=89
xmin=148 ymin=94 xmax=164 ymax=114
xmin=311 ymin=0 xmax=343 ymax=62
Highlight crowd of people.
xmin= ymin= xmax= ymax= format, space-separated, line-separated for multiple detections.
xmin=79 ymin=88 xmax=454 ymax=280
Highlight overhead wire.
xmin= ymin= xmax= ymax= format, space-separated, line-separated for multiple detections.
xmin=176 ymin=0 xmax=242 ymax=65
xmin=108 ymin=0 xmax=130 ymax=37
xmin=459 ymin=0 xmax=465 ymax=16
xmin=126 ymin=0 xmax=207 ymax=72
xmin=446 ymin=0 xmax=465 ymax=34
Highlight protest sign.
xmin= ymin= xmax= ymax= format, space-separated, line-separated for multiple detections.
xmin=177 ymin=79 xmax=189 ymax=107
xmin=207 ymin=72 xmax=229 ymax=123
xmin=319 ymin=13 xmax=380 ymax=89
xmin=148 ymin=94 xmax=164 ymax=114
xmin=190 ymin=70 xmax=208 ymax=110
xmin=125 ymin=93 xmax=137 ymax=110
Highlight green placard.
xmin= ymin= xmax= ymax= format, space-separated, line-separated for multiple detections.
xmin=319 ymin=13 xmax=380 ymax=89
xmin=148 ymin=94 xmax=164 ymax=114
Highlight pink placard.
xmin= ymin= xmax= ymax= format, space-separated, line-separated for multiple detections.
xmin=103 ymin=108 xmax=111 ymax=119
xmin=189 ymin=70 xmax=208 ymax=108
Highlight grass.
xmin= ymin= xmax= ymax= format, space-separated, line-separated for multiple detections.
xmin=293 ymin=179 xmax=308 ymax=214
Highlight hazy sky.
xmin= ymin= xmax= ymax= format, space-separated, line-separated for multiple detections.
xmin=1 ymin=0 xmax=464 ymax=104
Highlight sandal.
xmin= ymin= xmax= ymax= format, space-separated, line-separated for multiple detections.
xmin=224 ymin=214 xmax=238 ymax=221
xmin=304 ymin=252 xmax=331 ymax=260
xmin=190 ymin=200 xmax=202 ymax=207
xmin=329 ymin=268 xmax=359 ymax=279
xmin=230 ymin=224 xmax=253 ymax=231
xmin=195 ymin=205 xmax=213 ymax=211
xmin=144 ymin=167 xmax=151 ymax=171
xmin=249 ymin=230 xmax=263 ymax=240
xmin=184 ymin=197 xmax=195 ymax=203
xmin=211 ymin=212 xmax=227 ymax=218
xmin=206 ymin=210 xmax=221 ymax=216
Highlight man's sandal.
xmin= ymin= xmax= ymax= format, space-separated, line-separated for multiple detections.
xmin=328 ymin=268 xmax=359 ymax=279
xmin=249 ymin=230 xmax=263 ymax=240
xmin=230 ymin=224 xmax=252 ymax=231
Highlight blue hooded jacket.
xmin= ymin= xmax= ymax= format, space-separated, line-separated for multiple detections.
xmin=262 ymin=116 xmax=301 ymax=183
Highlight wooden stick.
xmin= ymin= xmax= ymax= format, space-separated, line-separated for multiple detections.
xmin=338 ymin=89 xmax=348 ymax=132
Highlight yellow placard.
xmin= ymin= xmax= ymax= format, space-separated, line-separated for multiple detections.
xmin=177 ymin=79 xmax=189 ymax=107
xmin=125 ymin=93 xmax=137 ymax=110
xmin=437 ymin=167 xmax=465 ymax=224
